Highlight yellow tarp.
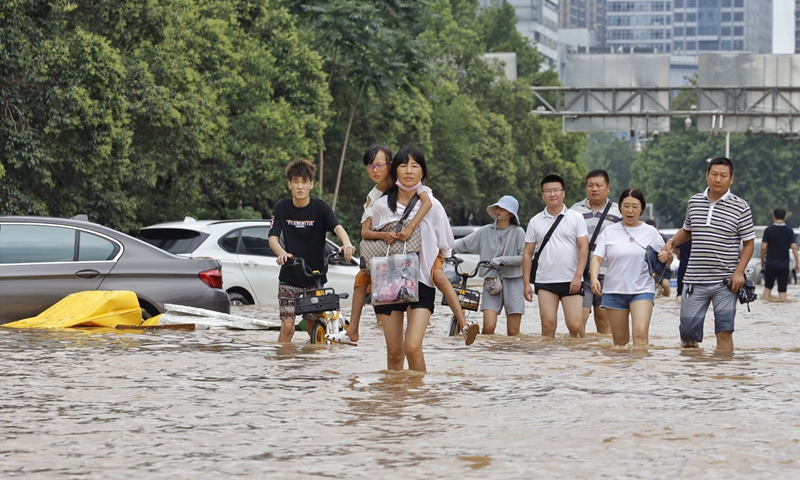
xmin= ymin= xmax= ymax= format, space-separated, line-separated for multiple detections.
xmin=4 ymin=291 xmax=143 ymax=329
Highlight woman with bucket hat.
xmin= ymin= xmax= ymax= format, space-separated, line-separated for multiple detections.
xmin=452 ymin=196 xmax=526 ymax=335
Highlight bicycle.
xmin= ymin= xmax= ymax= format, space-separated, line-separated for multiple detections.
xmin=443 ymin=257 xmax=493 ymax=337
xmin=290 ymin=253 xmax=350 ymax=344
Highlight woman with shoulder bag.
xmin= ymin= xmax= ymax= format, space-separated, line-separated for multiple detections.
xmin=589 ymin=188 xmax=665 ymax=347
xmin=452 ymin=196 xmax=526 ymax=336
xmin=369 ymin=146 xmax=459 ymax=371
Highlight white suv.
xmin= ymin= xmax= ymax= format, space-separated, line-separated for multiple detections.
xmin=140 ymin=218 xmax=359 ymax=306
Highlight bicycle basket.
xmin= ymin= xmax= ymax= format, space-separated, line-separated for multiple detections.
xmin=441 ymin=288 xmax=480 ymax=312
xmin=294 ymin=288 xmax=340 ymax=314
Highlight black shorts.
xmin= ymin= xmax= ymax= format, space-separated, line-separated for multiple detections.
xmin=534 ymin=282 xmax=585 ymax=299
xmin=373 ymin=283 xmax=436 ymax=316
xmin=764 ymin=267 xmax=790 ymax=292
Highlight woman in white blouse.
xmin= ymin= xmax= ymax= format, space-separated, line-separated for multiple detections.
xmin=589 ymin=188 xmax=665 ymax=346
xmin=370 ymin=146 xmax=454 ymax=371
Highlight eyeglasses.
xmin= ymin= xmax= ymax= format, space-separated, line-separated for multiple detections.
xmin=542 ymin=189 xmax=564 ymax=195
xmin=365 ymin=163 xmax=388 ymax=171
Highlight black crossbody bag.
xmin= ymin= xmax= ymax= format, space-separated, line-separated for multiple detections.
xmin=583 ymin=201 xmax=614 ymax=281
xmin=530 ymin=214 xmax=565 ymax=284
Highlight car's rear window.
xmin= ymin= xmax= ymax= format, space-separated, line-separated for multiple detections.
xmin=140 ymin=228 xmax=209 ymax=254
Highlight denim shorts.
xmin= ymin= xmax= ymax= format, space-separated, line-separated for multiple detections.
xmin=601 ymin=292 xmax=655 ymax=310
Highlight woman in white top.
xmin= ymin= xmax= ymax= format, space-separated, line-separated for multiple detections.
xmin=370 ymin=146 xmax=454 ymax=371
xmin=590 ymin=188 xmax=665 ymax=346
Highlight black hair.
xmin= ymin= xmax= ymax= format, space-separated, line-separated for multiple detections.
xmin=285 ymin=158 xmax=316 ymax=182
xmin=774 ymin=208 xmax=787 ymax=220
xmin=619 ymin=187 xmax=646 ymax=214
xmin=386 ymin=145 xmax=428 ymax=213
xmin=541 ymin=174 xmax=565 ymax=190
xmin=362 ymin=145 xmax=393 ymax=166
xmin=585 ymin=169 xmax=610 ymax=185
xmin=707 ymin=156 xmax=734 ymax=175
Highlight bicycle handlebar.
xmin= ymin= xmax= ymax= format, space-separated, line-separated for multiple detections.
xmin=289 ymin=252 xmax=341 ymax=280
xmin=446 ymin=256 xmax=495 ymax=279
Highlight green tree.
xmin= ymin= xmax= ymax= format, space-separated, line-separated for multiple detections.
xmin=632 ymin=118 xmax=800 ymax=228
xmin=582 ymin=133 xmax=638 ymax=198
xmin=1 ymin=0 xmax=331 ymax=231
xmin=285 ymin=0 xmax=429 ymax=210
xmin=1 ymin=0 xmax=136 ymax=229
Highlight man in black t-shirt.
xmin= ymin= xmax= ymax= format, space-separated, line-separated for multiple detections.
xmin=761 ymin=208 xmax=800 ymax=302
xmin=268 ymin=159 xmax=356 ymax=343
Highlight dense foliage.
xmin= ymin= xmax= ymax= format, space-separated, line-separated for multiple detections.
xmin=631 ymin=120 xmax=800 ymax=229
xmin=8 ymin=1 xmax=794 ymax=237
xmin=1 ymin=0 xmax=586 ymax=237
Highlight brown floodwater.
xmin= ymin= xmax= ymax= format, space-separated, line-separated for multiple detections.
xmin=2 ymin=286 xmax=800 ymax=478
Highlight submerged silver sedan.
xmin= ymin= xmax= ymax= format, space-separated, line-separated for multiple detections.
xmin=0 ymin=216 xmax=230 ymax=324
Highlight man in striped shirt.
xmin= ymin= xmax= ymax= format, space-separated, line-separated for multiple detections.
xmin=658 ymin=157 xmax=755 ymax=351
xmin=570 ymin=169 xmax=621 ymax=335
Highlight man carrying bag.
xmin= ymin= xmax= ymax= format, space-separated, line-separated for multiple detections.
xmin=571 ymin=169 xmax=621 ymax=335
xmin=523 ymin=174 xmax=589 ymax=339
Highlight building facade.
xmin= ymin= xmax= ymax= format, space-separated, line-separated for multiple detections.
xmin=796 ymin=0 xmax=800 ymax=53
xmin=479 ymin=0 xmax=560 ymax=69
xmin=606 ymin=1 xmax=672 ymax=53
xmin=604 ymin=0 xmax=772 ymax=55
xmin=672 ymin=0 xmax=771 ymax=54
xmin=560 ymin=0 xmax=607 ymax=45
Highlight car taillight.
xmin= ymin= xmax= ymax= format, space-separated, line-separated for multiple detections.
xmin=199 ymin=268 xmax=223 ymax=289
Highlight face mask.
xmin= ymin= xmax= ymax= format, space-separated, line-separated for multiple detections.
xmin=396 ymin=180 xmax=422 ymax=192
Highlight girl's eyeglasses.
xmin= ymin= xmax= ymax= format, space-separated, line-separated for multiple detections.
xmin=365 ymin=163 xmax=388 ymax=171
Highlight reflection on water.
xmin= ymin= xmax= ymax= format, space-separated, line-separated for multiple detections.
xmin=2 ymin=287 xmax=800 ymax=478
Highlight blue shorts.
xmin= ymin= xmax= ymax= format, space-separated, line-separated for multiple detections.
xmin=601 ymin=292 xmax=655 ymax=310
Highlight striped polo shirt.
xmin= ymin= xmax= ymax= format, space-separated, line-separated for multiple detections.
xmin=570 ymin=198 xmax=622 ymax=241
xmin=683 ymin=188 xmax=755 ymax=284
xmin=570 ymin=198 xmax=622 ymax=274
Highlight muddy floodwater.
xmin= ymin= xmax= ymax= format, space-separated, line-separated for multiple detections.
xmin=3 ymin=285 xmax=800 ymax=479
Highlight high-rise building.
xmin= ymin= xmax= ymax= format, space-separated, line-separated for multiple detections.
xmin=606 ymin=1 xmax=672 ymax=53
xmin=560 ymin=0 xmax=607 ymax=46
xmin=479 ymin=0 xmax=560 ymax=68
xmin=795 ymin=0 xmax=800 ymax=53
xmin=604 ymin=0 xmax=772 ymax=55
xmin=672 ymin=0 xmax=771 ymax=54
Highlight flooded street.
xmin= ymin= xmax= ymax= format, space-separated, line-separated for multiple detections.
xmin=3 ymin=286 xmax=800 ymax=479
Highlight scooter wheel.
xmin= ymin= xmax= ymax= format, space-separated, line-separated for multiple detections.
xmin=310 ymin=320 xmax=327 ymax=344
xmin=448 ymin=315 xmax=459 ymax=337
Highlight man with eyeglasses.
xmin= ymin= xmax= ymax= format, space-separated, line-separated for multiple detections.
xmin=570 ymin=169 xmax=621 ymax=335
xmin=523 ymin=174 xmax=589 ymax=338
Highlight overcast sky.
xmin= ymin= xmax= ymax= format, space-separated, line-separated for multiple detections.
xmin=773 ymin=0 xmax=795 ymax=53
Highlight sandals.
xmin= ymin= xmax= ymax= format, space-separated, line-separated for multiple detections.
xmin=325 ymin=331 xmax=357 ymax=346
xmin=462 ymin=321 xmax=479 ymax=346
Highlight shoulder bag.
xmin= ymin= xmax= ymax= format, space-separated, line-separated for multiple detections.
xmin=621 ymin=224 xmax=667 ymax=281
xmin=583 ymin=201 xmax=614 ymax=280
xmin=359 ymin=194 xmax=421 ymax=272
xmin=484 ymin=228 xmax=514 ymax=295
xmin=530 ymin=214 xmax=565 ymax=284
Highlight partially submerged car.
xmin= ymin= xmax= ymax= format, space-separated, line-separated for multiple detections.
xmin=0 ymin=216 xmax=230 ymax=324
xmin=139 ymin=218 xmax=359 ymax=306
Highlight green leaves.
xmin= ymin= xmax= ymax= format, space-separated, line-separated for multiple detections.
xmin=2 ymin=0 xmax=589 ymax=236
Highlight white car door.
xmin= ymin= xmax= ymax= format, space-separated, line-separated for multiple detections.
xmin=234 ymin=226 xmax=280 ymax=305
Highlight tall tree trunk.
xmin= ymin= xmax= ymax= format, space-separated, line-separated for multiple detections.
xmin=318 ymin=135 xmax=324 ymax=193
xmin=317 ymin=47 xmax=338 ymax=194
xmin=332 ymin=89 xmax=360 ymax=211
